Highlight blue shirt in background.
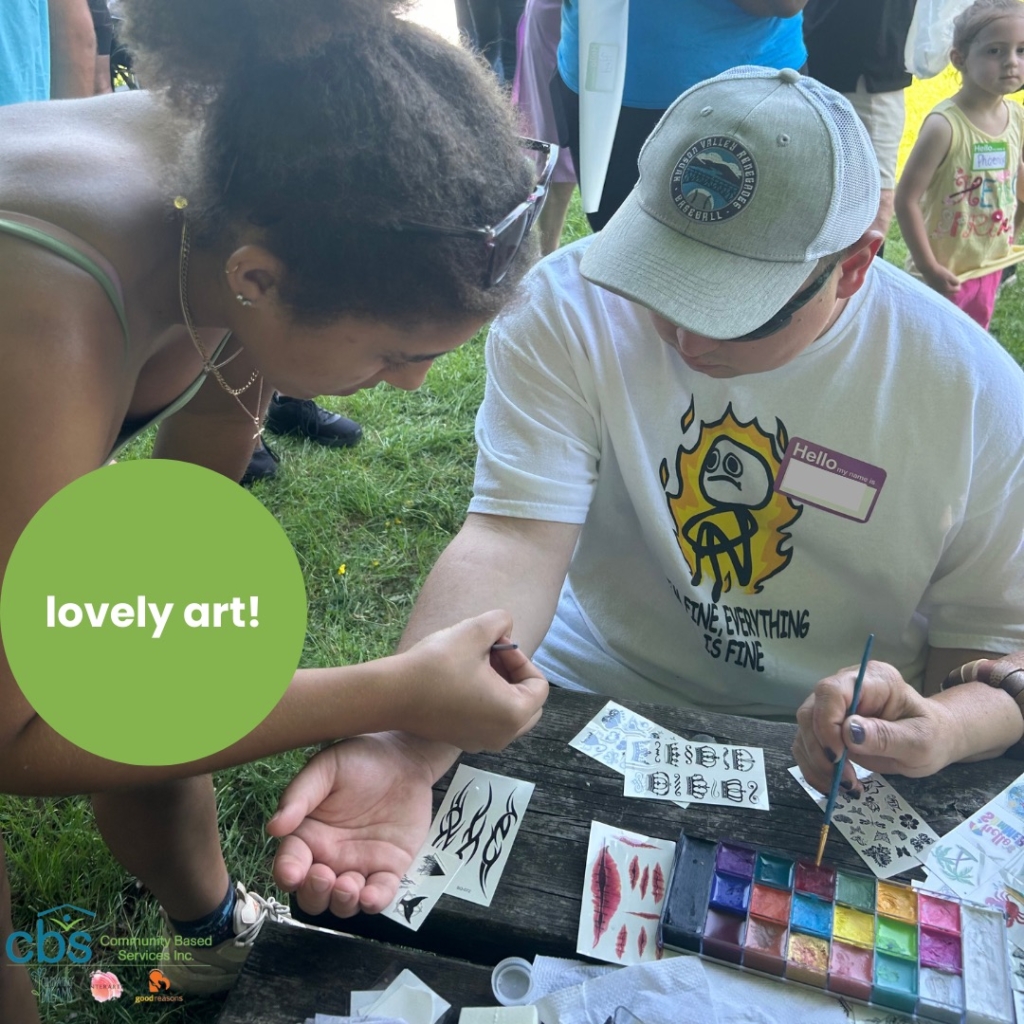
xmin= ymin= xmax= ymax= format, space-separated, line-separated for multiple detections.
xmin=0 ymin=0 xmax=50 ymax=106
xmin=558 ymin=0 xmax=807 ymax=110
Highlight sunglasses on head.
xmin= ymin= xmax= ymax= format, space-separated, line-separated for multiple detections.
xmin=729 ymin=259 xmax=841 ymax=342
xmin=390 ymin=138 xmax=559 ymax=288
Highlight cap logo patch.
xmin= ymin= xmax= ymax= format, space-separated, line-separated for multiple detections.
xmin=670 ymin=137 xmax=757 ymax=223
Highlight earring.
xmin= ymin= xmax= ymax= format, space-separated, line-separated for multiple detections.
xmin=236 ymin=294 xmax=254 ymax=307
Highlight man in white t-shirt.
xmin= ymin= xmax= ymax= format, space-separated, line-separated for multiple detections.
xmin=413 ymin=65 xmax=1024 ymax=712
xmin=268 ymin=67 xmax=1024 ymax=919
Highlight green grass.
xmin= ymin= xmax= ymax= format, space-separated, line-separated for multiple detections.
xmin=3 ymin=193 xmax=1023 ymax=1022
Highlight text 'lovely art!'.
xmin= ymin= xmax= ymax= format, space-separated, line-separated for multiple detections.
xmin=46 ymin=595 xmax=261 ymax=639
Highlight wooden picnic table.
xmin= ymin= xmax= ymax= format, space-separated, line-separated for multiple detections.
xmin=219 ymin=686 xmax=1022 ymax=1024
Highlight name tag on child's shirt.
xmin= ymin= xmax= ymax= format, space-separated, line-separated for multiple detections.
xmin=775 ymin=438 xmax=886 ymax=523
xmin=973 ymin=141 xmax=1009 ymax=171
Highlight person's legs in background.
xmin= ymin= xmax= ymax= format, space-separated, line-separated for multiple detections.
xmin=551 ymin=71 xmax=663 ymax=233
xmin=949 ymin=269 xmax=1002 ymax=330
xmin=511 ymin=0 xmax=577 ymax=254
xmin=538 ymin=182 xmax=576 ymax=254
xmin=0 ymin=837 xmax=42 ymax=1024
xmin=843 ymin=74 xmax=905 ymax=258
xmin=497 ymin=0 xmax=526 ymax=85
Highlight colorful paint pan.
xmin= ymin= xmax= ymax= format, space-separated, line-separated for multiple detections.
xmin=961 ymin=905 xmax=1015 ymax=1024
xmin=919 ymin=893 xmax=961 ymax=936
xmin=833 ymin=905 xmax=875 ymax=949
xmin=918 ymin=967 xmax=965 ymax=1024
xmin=920 ymin=928 xmax=961 ymax=974
xmin=835 ymin=871 xmax=875 ymax=913
xmin=829 ymin=941 xmax=873 ymax=1001
xmin=877 ymin=881 xmax=918 ymax=924
xmin=876 ymin=916 xmax=917 ymax=960
xmin=716 ymin=843 xmax=756 ymax=879
xmin=754 ymin=853 xmax=794 ymax=890
xmin=658 ymin=832 xmax=1014 ymax=1024
xmin=873 ymin=952 xmax=918 ymax=1013
xmin=787 ymin=932 xmax=828 ymax=988
xmin=743 ymin=916 xmax=787 ymax=977
xmin=790 ymin=893 xmax=832 ymax=939
xmin=702 ymin=908 xmax=745 ymax=965
xmin=709 ymin=872 xmax=751 ymax=916
xmin=794 ymin=860 xmax=835 ymax=900
xmin=749 ymin=883 xmax=790 ymax=924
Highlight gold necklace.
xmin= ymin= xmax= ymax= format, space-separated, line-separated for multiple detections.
xmin=174 ymin=196 xmax=264 ymax=440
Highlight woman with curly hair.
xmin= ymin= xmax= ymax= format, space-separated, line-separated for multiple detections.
xmin=0 ymin=2 xmax=552 ymax=1017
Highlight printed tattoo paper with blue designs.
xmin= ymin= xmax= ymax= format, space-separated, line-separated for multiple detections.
xmin=576 ymin=821 xmax=676 ymax=966
xmin=789 ymin=765 xmax=939 ymax=878
xmin=425 ymin=764 xmax=534 ymax=907
xmin=920 ymin=771 xmax=1024 ymax=959
xmin=569 ymin=700 xmax=689 ymax=808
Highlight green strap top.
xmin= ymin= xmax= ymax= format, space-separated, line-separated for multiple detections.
xmin=0 ymin=212 xmax=231 ymax=461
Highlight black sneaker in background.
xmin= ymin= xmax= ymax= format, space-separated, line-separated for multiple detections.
xmin=241 ymin=439 xmax=280 ymax=486
xmin=265 ymin=394 xmax=363 ymax=448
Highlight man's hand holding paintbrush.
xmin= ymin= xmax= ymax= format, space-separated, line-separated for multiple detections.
xmin=793 ymin=650 xmax=1024 ymax=800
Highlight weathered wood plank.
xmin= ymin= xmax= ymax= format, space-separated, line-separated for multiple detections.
xmin=289 ymin=687 xmax=1023 ymax=965
xmin=218 ymin=920 xmax=495 ymax=1024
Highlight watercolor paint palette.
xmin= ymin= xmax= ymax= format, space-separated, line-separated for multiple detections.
xmin=659 ymin=832 xmax=1016 ymax=1024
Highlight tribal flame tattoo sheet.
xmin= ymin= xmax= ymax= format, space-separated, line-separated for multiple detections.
xmin=624 ymin=736 xmax=769 ymax=810
xmin=426 ymin=764 xmax=535 ymax=907
xmin=789 ymin=765 xmax=939 ymax=878
xmin=380 ymin=845 xmax=462 ymax=931
xmin=569 ymin=700 xmax=689 ymax=808
xmin=576 ymin=821 xmax=676 ymax=966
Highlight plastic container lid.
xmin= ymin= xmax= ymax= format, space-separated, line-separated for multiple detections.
xmin=491 ymin=957 xmax=534 ymax=1006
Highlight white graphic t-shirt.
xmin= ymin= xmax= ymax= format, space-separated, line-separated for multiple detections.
xmin=470 ymin=238 xmax=1024 ymax=716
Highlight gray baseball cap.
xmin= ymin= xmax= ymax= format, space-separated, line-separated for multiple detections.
xmin=580 ymin=66 xmax=881 ymax=339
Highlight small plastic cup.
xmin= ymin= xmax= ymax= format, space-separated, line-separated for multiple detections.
xmin=491 ymin=957 xmax=534 ymax=1006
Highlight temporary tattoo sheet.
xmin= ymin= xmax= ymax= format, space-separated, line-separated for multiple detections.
xmin=625 ymin=738 xmax=769 ymax=810
xmin=427 ymin=764 xmax=534 ymax=907
xmin=789 ymin=766 xmax=939 ymax=878
xmin=576 ymin=820 xmax=676 ymax=966
xmin=380 ymin=844 xmax=462 ymax=931
xmin=569 ymin=700 xmax=688 ymax=808
xmin=923 ymin=790 xmax=1024 ymax=905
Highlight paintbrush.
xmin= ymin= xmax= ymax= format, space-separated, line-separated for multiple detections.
xmin=815 ymin=633 xmax=875 ymax=866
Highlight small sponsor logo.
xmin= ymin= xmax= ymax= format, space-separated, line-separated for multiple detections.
xmin=89 ymin=970 xmax=123 ymax=1002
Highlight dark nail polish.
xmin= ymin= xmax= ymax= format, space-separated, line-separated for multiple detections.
xmin=840 ymin=779 xmax=853 ymax=791
xmin=851 ymin=787 xmax=864 ymax=800
xmin=824 ymin=746 xmax=838 ymax=763
xmin=849 ymin=721 xmax=866 ymax=744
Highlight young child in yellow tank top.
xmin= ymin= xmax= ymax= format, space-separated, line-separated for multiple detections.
xmin=895 ymin=0 xmax=1024 ymax=328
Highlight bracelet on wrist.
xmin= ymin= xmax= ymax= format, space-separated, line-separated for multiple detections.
xmin=942 ymin=658 xmax=1024 ymax=718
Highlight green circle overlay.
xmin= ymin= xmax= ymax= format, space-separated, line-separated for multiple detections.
xmin=2 ymin=460 xmax=307 ymax=765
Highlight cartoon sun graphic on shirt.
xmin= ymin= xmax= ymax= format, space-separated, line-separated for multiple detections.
xmin=659 ymin=401 xmax=801 ymax=602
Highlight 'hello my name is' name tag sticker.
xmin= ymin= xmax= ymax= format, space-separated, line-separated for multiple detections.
xmin=775 ymin=438 xmax=886 ymax=523
xmin=973 ymin=140 xmax=1009 ymax=172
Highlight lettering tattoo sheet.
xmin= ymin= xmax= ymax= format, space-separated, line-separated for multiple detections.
xmin=789 ymin=766 xmax=939 ymax=878
xmin=624 ymin=737 xmax=769 ymax=810
xmin=426 ymin=764 xmax=534 ymax=907
xmin=918 ymin=772 xmax=1024 ymax=956
xmin=576 ymin=821 xmax=676 ymax=966
xmin=569 ymin=700 xmax=689 ymax=808
xmin=380 ymin=844 xmax=462 ymax=932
